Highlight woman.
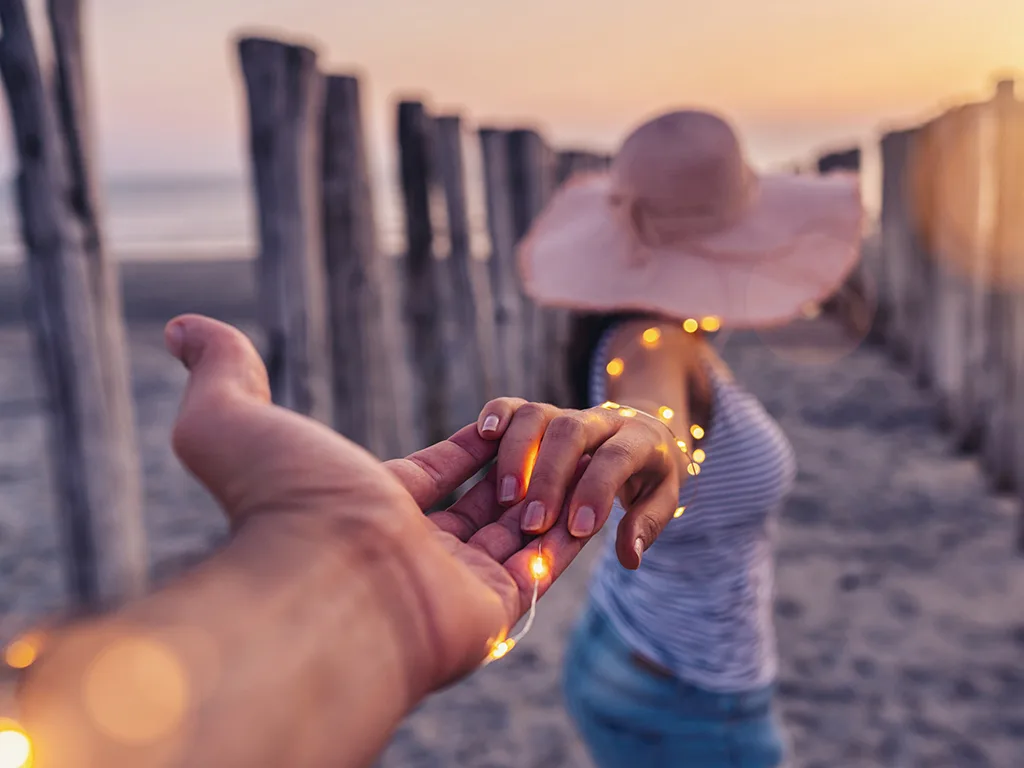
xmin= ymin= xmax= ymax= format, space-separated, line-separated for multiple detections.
xmin=512 ymin=110 xmax=864 ymax=766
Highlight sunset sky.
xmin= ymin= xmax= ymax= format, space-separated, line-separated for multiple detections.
xmin=8 ymin=0 xmax=1024 ymax=181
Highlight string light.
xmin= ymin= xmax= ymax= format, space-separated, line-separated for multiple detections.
xmin=619 ymin=408 xmax=637 ymax=418
xmin=674 ymin=506 xmax=686 ymax=518
xmin=683 ymin=318 xmax=699 ymax=333
xmin=606 ymin=358 xmax=625 ymax=377
xmin=801 ymin=302 xmax=821 ymax=319
xmin=658 ymin=406 xmax=674 ymax=421
xmin=692 ymin=448 xmax=706 ymax=464
xmin=687 ymin=463 xmax=701 ymax=476
xmin=700 ymin=316 xmax=721 ymax=332
xmin=483 ymin=542 xmax=546 ymax=667
xmin=0 ymin=720 xmax=31 ymax=768
xmin=676 ymin=439 xmax=688 ymax=453
xmin=601 ymin=401 xmax=620 ymax=410
xmin=690 ymin=424 xmax=705 ymax=440
xmin=642 ymin=327 xmax=662 ymax=347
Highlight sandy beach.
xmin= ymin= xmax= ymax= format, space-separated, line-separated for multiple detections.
xmin=0 ymin=260 xmax=1022 ymax=767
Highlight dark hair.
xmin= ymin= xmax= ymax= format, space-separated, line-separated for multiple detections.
xmin=565 ymin=310 xmax=653 ymax=409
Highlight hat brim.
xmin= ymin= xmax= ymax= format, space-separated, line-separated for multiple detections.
xmin=517 ymin=171 xmax=864 ymax=328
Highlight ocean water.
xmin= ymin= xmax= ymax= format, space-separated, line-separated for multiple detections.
xmin=0 ymin=169 xmax=494 ymax=264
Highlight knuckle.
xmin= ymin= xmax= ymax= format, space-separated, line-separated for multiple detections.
xmin=595 ymin=439 xmax=635 ymax=466
xmin=636 ymin=513 xmax=662 ymax=544
xmin=547 ymin=413 xmax=586 ymax=444
xmin=516 ymin=402 xmax=547 ymax=422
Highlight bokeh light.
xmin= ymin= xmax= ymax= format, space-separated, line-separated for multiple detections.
xmin=0 ymin=721 xmax=32 ymax=768
xmin=642 ymin=327 xmax=662 ymax=347
xmin=606 ymin=358 xmax=624 ymax=377
xmin=683 ymin=318 xmax=699 ymax=333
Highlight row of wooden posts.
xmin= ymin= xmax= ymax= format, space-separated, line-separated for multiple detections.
xmin=236 ymin=35 xmax=615 ymax=463
xmin=863 ymin=77 xmax=1024 ymax=548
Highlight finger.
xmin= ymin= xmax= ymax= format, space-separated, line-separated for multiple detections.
xmin=499 ymin=457 xmax=592 ymax=618
xmin=494 ymin=402 xmax=562 ymax=507
xmin=519 ymin=408 xmax=623 ymax=535
xmin=464 ymin=501 xmax=528 ymax=563
xmin=476 ymin=397 xmax=529 ymax=439
xmin=166 ymin=315 xmax=272 ymax=502
xmin=566 ymin=424 xmax=674 ymax=540
xmin=385 ymin=424 xmax=499 ymax=510
xmin=614 ymin=478 xmax=681 ymax=570
xmin=428 ymin=467 xmax=500 ymax=541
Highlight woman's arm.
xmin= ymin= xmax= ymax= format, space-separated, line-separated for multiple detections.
xmin=605 ymin=319 xmax=695 ymax=457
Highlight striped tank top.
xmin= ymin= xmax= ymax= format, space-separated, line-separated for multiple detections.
xmin=587 ymin=325 xmax=797 ymax=693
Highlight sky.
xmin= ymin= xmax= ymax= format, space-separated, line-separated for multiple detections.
xmin=5 ymin=0 xmax=1024 ymax=183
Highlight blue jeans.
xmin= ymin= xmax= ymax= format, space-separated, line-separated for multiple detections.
xmin=563 ymin=602 xmax=788 ymax=767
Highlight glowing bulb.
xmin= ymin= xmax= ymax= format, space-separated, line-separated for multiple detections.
xmin=641 ymin=327 xmax=662 ymax=347
xmin=676 ymin=439 xmax=688 ymax=452
xmin=0 ymin=723 xmax=31 ymax=768
xmin=529 ymin=554 xmax=549 ymax=580
xmin=700 ymin=316 xmax=721 ymax=332
xmin=674 ymin=506 xmax=686 ymax=518
xmin=801 ymin=303 xmax=821 ymax=319
xmin=690 ymin=424 xmax=705 ymax=440
xmin=489 ymin=639 xmax=515 ymax=661
xmin=658 ymin=406 xmax=674 ymax=421
xmin=4 ymin=635 xmax=39 ymax=670
xmin=692 ymin=448 xmax=706 ymax=464
xmin=620 ymin=408 xmax=637 ymax=418
xmin=683 ymin=318 xmax=699 ymax=333
xmin=687 ymin=463 xmax=701 ymax=476
xmin=601 ymin=401 xmax=620 ymax=410
xmin=606 ymin=358 xmax=625 ymax=377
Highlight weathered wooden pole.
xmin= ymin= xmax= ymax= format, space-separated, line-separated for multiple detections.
xmin=556 ymin=150 xmax=608 ymax=185
xmin=397 ymin=101 xmax=448 ymax=445
xmin=508 ymin=129 xmax=570 ymax=404
xmin=878 ymin=129 xmax=916 ymax=363
xmin=906 ymin=120 xmax=939 ymax=390
xmin=480 ymin=128 xmax=526 ymax=397
xmin=321 ymin=74 xmax=413 ymax=459
xmin=980 ymin=80 xmax=1021 ymax=491
xmin=0 ymin=0 xmax=147 ymax=606
xmin=434 ymin=115 xmax=498 ymax=429
xmin=237 ymin=36 xmax=332 ymax=423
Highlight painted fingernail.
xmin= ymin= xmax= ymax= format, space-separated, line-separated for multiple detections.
xmin=481 ymin=414 xmax=500 ymax=433
xmin=522 ymin=501 xmax=546 ymax=532
xmin=570 ymin=506 xmax=596 ymax=538
xmin=634 ymin=538 xmax=645 ymax=565
xmin=499 ymin=475 xmax=518 ymax=503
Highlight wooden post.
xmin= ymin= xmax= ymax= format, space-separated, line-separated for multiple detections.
xmin=238 ymin=36 xmax=332 ymax=423
xmin=0 ymin=0 xmax=147 ymax=606
xmin=397 ymin=101 xmax=448 ymax=445
xmin=508 ymin=129 xmax=570 ymax=404
xmin=974 ymin=79 xmax=1024 ymax=493
xmin=927 ymin=106 xmax=984 ymax=444
xmin=556 ymin=150 xmax=608 ymax=185
xmin=321 ymin=74 xmax=413 ymax=459
xmin=878 ymin=130 xmax=916 ymax=362
xmin=906 ymin=121 xmax=940 ymax=390
xmin=434 ymin=115 xmax=498 ymax=428
xmin=480 ymin=128 xmax=525 ymax=397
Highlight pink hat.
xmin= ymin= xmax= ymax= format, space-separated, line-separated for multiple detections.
xmin=518 ymin=110 xmax=865 ymax=328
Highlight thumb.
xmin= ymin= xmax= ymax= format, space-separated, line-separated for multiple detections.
xmin=165 ymin=314 xmax=272 ymax=512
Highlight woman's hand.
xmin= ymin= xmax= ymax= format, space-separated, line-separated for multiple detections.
xmin=166 ymin=315 xmax=592 ymax=695
xmin=476 ymin=398 xmax=684 ymax=569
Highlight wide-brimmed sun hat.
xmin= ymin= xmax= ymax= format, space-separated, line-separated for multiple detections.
xmin=517 ymin=109 xmax=865 ymax=327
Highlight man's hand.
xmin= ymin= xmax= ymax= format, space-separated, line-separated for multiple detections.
xmin=167 ymin=315 xmax=587 ymax=692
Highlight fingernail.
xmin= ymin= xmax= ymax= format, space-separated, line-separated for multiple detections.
xmin=481 ymin=414 xmax=500 ymax=433
xmin=499 ymin=475 xmax=518 ymax=503
xmin=570 ymin=506 xmax=596 ymax=538
xmin=634 ymin=538 xmax=645 ymax=565
xmin=522 ymin=501 xmax=546 ymax=532
xmin=166 ymin=322 xmax=185 ymax=361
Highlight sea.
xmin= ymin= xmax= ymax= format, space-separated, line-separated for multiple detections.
xmin=0 ymin=171 xmax=496 ymax=264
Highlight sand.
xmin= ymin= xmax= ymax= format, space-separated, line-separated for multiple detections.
xmin=0 ymin=260 xmax=1022 ymax=767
